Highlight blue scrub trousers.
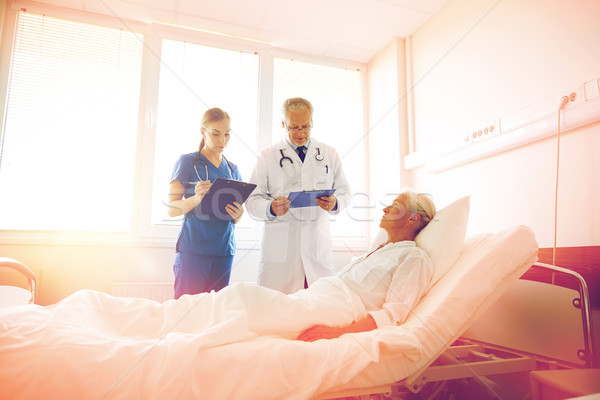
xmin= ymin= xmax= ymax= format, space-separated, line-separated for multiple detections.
xmin=173 ymin=252 xmax=234 ymax=299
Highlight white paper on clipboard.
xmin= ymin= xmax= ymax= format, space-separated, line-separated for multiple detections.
xmin=288 ymin=189 xmax=336 ymax=208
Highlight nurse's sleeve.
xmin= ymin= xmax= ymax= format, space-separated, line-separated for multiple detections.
xmin=171 ymin=154 xmax=188 ymax=184
xmin=329 ymin=146 xmax=351 ymax=215
xmin=245 ymin=150 xmax=275 ymax=221
xmin=368 ymin=250 xmax=433 ymax=328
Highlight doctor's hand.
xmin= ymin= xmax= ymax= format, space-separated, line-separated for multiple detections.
xmin=270 ymin=196 xmax=291 ymax=216
xmin=225 ymin=201 xmax=244 ymax=223
xmin=315 ymin=195 xmax=337 ymax=212
xmin=194 ymin=181 xmax=211 ymax=200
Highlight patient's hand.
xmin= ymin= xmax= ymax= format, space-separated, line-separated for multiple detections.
xmin=297 ymin=316 xmax=377 ymax=342
xmin=297 ymin=325 xmax=343 ymax=342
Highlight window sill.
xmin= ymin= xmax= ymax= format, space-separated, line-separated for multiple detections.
xmin=0 ymin=231 xmax=177 ymax=248
xmin=0 ymin=230 xmax=368 ymax=252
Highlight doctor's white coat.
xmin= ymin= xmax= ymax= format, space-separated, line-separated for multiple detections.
xmin=246 ymin=138 xmax=351 ymax=293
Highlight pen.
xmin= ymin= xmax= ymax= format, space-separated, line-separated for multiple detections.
xmin=325 ymin=165 xmax=328 ymax=174
xmin=266 ymin=193 xmax=277 ymax=200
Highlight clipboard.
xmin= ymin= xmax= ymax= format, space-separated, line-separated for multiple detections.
xmin=288 ymin=189 xmax=336 ymax=208
xmin=197 ymin=178 xmax=257 ymax=220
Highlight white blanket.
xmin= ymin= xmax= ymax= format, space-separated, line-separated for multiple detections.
xmin=0 ymin=226 xmax=537 ymax=400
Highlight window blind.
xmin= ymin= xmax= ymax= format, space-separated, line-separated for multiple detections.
xmin=0 ymin=11 xmax=143 ymax=231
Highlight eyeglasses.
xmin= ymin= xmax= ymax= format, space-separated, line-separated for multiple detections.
xmin=285 ymin=123 xmax=312 ymax=133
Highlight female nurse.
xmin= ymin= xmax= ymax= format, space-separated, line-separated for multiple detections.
xmin=167 ymin=108 xmax=244 ymax=298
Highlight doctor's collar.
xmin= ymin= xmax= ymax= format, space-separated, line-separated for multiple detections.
xmin=285 ymin=137 xmax=311 ymax=150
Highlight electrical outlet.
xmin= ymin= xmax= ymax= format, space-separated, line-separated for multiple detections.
xmin=465 ymin=120 xmax=498 ymax=145
xmin=559 ymin=86 xmax=582 ymax=109
xmin=487 ymin=120 xmax=497 ymax=135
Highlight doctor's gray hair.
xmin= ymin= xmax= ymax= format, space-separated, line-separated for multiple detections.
xmin=403 ymin=191 xmax=436 ymax=235
xmin=282 ymin=97 xmax=313 ymax=120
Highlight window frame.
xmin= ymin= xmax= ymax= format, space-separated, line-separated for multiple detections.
xmin=0 ymin=3 xmax=151 ymax=246
xmin=0 ymin=2 xmax=371 ymax=250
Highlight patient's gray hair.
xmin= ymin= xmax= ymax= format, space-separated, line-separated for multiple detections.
xmin=282 ymin=97 xmax=313 ymax=120
xmin=403 ymin=191 xmax=436 ymax=235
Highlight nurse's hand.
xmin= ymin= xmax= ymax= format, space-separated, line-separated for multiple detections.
xmin=225 ymin=201 xmax=244 ymax=223
xmin=194 ymin=181 xmax=211 ymax=200
xmin=316 ymin=195 xmax=337 ymax=212
xmin=271 ymin=196 xmax=291 ymax=216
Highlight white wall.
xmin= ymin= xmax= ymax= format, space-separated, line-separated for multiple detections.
xmin=366 ymin=39 xmax=404 ymax=238
xmin=398 ymin=0 xmax=599 ymax=247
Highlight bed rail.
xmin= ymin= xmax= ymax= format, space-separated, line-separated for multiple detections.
xmin=0 ymin=257 xmax=37 ymax=304
xmin=461 ymin=261 xmax=596 ymax=369
xmin=530 ymin=262 xmax=595 ymax=367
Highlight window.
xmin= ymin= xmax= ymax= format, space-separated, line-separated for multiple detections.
xmin=150 ymin=39 xmax=260 ymax=233
xmin=272 ymin=58 xmax=367 ymax=241
xmin=0 ymin=8 xmax=368 ymax=248
xmin=0 ymin=11 xmax=143 ymax=231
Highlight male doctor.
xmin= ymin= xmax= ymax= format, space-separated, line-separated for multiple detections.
xmin=246 ymin=97 xmax=352 ymax=294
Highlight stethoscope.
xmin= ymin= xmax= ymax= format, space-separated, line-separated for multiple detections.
xmin=192 ymin=155 xmax=235 ymax=183
xmin=278 ymin=147 xmax=324 ymax=167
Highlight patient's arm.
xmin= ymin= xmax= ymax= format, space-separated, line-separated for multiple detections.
xmin=297 ymin=315 xmax=377 ymax=342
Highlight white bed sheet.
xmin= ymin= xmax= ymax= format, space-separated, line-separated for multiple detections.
xmin=0 ymin=225 xmax=537 ymax=400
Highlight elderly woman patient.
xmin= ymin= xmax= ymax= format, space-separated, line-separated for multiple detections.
xmin=0 ymin=190 xmax=436 ymax=349
xmin=298 ymin=190 xmax=435 ymax=341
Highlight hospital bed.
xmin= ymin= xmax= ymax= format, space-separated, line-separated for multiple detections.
xmin=317 ymin=260 xmax=597 ymax=399
xmin=1 ymin=196 xmax=593 ymax=400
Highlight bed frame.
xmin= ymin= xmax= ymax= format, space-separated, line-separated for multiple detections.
xmin=0 ymin=257 xmax=37 ymax=306
xmin=317 ymin=262 xmax=596 ymax=400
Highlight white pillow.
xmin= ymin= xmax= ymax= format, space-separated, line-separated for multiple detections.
xmin=415 ymin=195 xmax=470 ymax=284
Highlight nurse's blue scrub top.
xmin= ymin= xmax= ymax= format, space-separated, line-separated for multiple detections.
xmin=171 ymin=152 xmax=242 ymax=256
